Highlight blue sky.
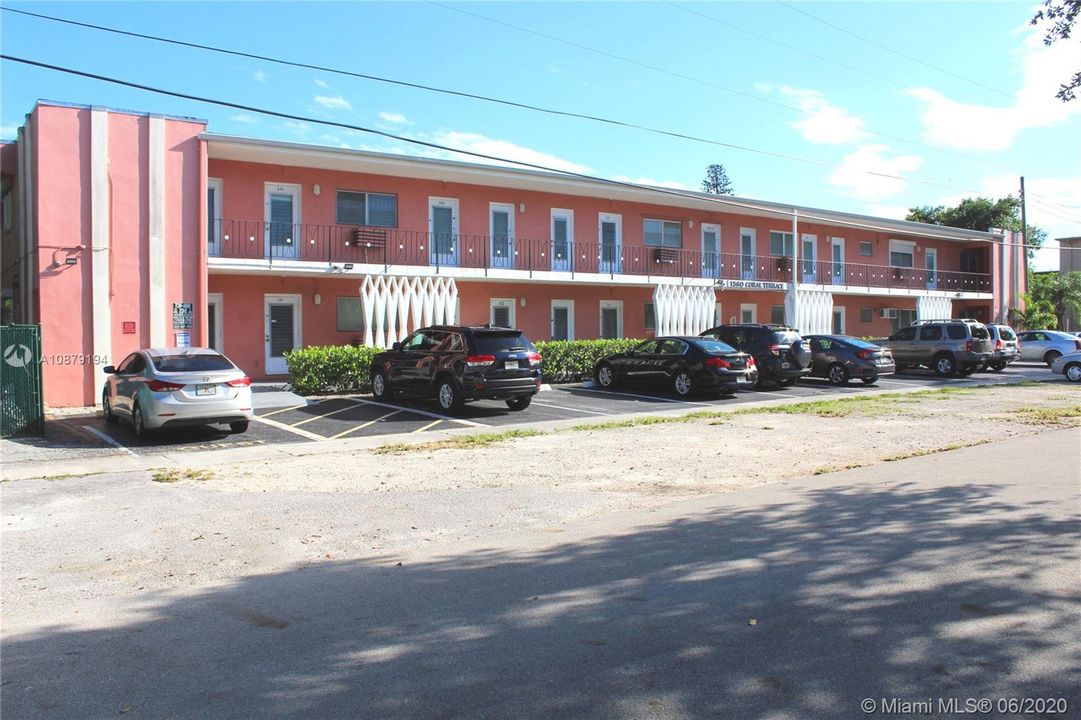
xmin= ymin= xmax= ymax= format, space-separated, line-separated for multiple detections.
xmin=2 ymin=1 xmax=1078 ymax=269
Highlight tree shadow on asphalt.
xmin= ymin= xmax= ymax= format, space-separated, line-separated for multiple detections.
xmin=4 ymin=481 xmax=1079 ymax=719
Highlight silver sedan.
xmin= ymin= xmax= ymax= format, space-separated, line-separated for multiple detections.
xmin=1016 ymin=330 xmax=1081 ymax=365
xmin=1050 ymin=351 xmax=1081 ymax=383
xmin=102 ymin=348 xmax=254 ymax=438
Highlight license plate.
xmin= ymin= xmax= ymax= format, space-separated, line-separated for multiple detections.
xmin=196 ymin=384 xmax=217 ymax=396
xmin=781 ymin=362 xmax=790 ymax=369
xmin=504 ymin=360 xmax=519 ymax=370
xmin=736 ymin=375 xmax=749 ymax=384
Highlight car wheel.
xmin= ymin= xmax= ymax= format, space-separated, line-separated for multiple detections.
xmin=1045 ymin=350 xmax=1062 ymax=367
xmin=861 ymin=376 xmax=878 ymax=385
xmin=777 ymin=378 xmax=795 ymax=388
xmin=672 ymin=370 xmax=693 ymax=397
xmin=505 ymin=395 xmax=532 ymax=411
xmin=230 ymin=421 xmax=250 ymax=434
xmin=1065 ymin=362 xmax=1081 ymax=383
xmin=933 ymin=353 xmax=957 ymax=377
xmin=372 ymin=370 xmax=391 ymax=400
xmin=595 ymin=363 xmax=616 ymax=389
xmin=436 ymin=377 xmax=465 ymax=414
xmin=102 ymin=389 xmax=117 ymax=423
xmin=132 ymin=402 xmax=148 ymax=439
xmin=827 ymin=363 xmax=849 ymax=386
xmin=991 ymin=362 xmax=1007 ymax=372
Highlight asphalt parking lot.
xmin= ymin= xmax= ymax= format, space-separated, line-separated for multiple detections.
xmin=32 ymin=362 xmax=1061 ymax=457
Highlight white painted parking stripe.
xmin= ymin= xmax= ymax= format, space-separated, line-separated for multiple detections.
xmin=530 ymin=400 xmax=613 ymax=416
xmin=259 ymin=403 xmax=315 ymax=418
xmin=344 ymin=397 xmax=486 ymax=427
xmin=291 ymin=403 xmax=362 ymax=428
xmin=329 ymin=409 xmax=403 ymax=440
xmin=561 ymin=386 xmax=715 ymax=406
xmin=82 ymin=426 xmax=137 ymax=457
xmin=414 ymin=419 xmax=443 ymax=433
xmin=251 ymin=414 xmax=327 ymax=441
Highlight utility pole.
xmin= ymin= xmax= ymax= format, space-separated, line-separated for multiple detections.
xmin=1020 ymin=176 xmax=1028 ymax=277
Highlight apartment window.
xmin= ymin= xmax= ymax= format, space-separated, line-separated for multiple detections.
xmin=491 ymin=298 xmax=515 ymax=328
xmin=336 ymin=297 xmax=363 ymax=332
xmin=644 ymin=302 xmax=656 ymax=331
xmin=859 ymin=307 xmax=873 ymax=323
xmin=859 ymin=240 xmax=873 ymax=257
xmin=1 ymin=190 xmax=11 ymax=233
xmin=770 ymin=306 xmax=785 ymax=325
xmin=336 ymin=190 xmax=398 ymax=227
xmin=643 ymin=219 xmax=682 ymax=248
xmin=769 ymin=231 xmax=794 ymax=256
xmin=889 ymin=239 xmax=914 ymax=268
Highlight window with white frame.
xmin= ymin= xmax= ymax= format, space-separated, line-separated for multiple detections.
xmin=740 ymin=303 xmax=757 ymax=323
xmin=336 ymin=297 xmax=363 ymax=332
xmin=336 ymin=190 xmax=398 ymax=227
xmin=644 ymin=302 xmax=656 ymax=331
xmin=859 ymin=240 xmax=873 ymax=257
xmin=207 ymin=178 xmax=222 ymax=253
xmin=490 ymin=298 xmax=515 ymax=328
xmin=888 ymin=239 xmax=915 ymax=268
xmin=600 ymin=301 xmax=623 ymax=339
xmin=771 ymin=305 xmax=785 ymax=325
xmin=769 ymin=231 xmax=794 ymax=256
xmin=643 ymin=219 xmax=682 ymax=248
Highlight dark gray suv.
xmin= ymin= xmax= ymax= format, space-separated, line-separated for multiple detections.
xmin=877 ymin=319 xmax=992 ymax=377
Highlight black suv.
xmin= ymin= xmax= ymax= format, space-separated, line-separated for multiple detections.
xmin=370 ymin=325 xmax=542 ymax=414
xmin=699 ymin=324 xmax=812 ymax=387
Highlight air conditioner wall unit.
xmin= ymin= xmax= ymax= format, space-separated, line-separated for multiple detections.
xmin=880 ymin=308 xmax=898 ymax=319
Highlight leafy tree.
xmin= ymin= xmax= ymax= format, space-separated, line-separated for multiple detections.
xmin=1032 ymin=0 xmax=1081 ymax=101
xmin=905 ymin=196 xmax=1046 ymax=258
xmin=1027 ymin=270 xmax=1081 ymax=327
xmin=701 ymin=163 xmax=735 ymax=195
xmin=1010 ymin=294 xmax=1058 ymax=329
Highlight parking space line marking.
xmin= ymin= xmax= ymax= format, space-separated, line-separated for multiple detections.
xmin=414 ymin=419 xmax=443 ymax=433
xmin=259 ymin=403 xmax=314 ymax=418
xmin=251 ymin=414 xmax=327 ymax=441
xmin=328 ymin=410 xmax=403 ymax=440
xmin=560 ymin=387 xmax=715 ymax=406
xmin=82 ymin=426 xmax=138 ymax=457
xmin=343 ymin=397 xmax=486 ymax=427
xmin=291 ymin=403 xmax=364 ymax=428
xmin=530 ymin=400 xmax=613 ymax=416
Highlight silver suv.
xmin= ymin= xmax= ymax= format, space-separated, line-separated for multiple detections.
xmin=878 ymin=319 xmax=993 ymax=377
xmin=983 ymin=324 xmax=1020 ymax=372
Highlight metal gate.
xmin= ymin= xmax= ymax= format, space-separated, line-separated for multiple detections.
xmin=1 ymin=325 xmax=44 ymax=437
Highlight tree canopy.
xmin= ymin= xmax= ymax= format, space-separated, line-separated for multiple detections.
xmin=1026 ymin=271 xmax=1081 ymax=328
xmin=905 ymin=196 xmax=1046 ymax=258
xmin=1032 ymin=0 xmax=1081 ymax=101
xmin=701 ymin=164 xmax=735 ymax=196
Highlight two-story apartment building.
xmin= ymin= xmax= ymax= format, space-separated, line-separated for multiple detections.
xmin=1 ymin=101 xmax=1027 ymax=407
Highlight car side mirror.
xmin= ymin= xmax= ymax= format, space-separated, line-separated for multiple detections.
xmin=103 ymin=365 xmax=116 ymax=374
xmin=391 ymin=342 xmax=401 ymax=352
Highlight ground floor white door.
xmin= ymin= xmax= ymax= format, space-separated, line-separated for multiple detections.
xmin=265 ymin=294 xmax=301 ymax=375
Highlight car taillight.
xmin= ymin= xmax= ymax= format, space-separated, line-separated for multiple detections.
xmin=527 ymin=351 xmax=542 ymax=366
xmin=146 ymin=380 xmax=184 ymax=392
xmin=746 ymin=356 xmax=756 ymax=367
xmin=465 ymin=354 xmax=496 ymax=367
xmin=705 ymin=357 xmax=731 ymax=369
xmin=855 ymin=349 xmax=874 ymax=360
xmin=227 ymin=376 xmax=251 ymax=387
xmin=1075 ymin=340 xmax=1081 ymax=351
xmin=1017 ymin=340 xmax=1022 ymax=349
xmin=996 ymin=339 xmax=1003 ymax=350
xmin=768 ymin=344 xmax=782 ymax=355
xmin=966 ymin=340 xmax=973 ymax=351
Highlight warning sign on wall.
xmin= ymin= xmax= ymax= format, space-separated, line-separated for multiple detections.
xmin=172 ymin=303 xmax=193 ymax=330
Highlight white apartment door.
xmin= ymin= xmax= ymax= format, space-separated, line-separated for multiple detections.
xmin=702 ymin=224 xmax=720 ymax=279
xmin=265 ymin=183 xmax=300 ymax=259
xmin=551 ymin=300 xmax=574 ymax=341
xmin=740 ymin=230 xmax=756 ymax=279
xmin=599 ymin=214 xmax=622 ymax=274
xmin=830 ymin=237 xmax=845 ymax=285
xmin=265 ymin=294 xmax=301 ymax=375
xmin=925 ymin=248 xmax=938 ymax=289
xmin=490 ymin=203 xmax=515 ymax=269
xmin=429 ymin=197 xmax=459 ymax=267
xmin=801 ymin=234 xmax=817 ymax=283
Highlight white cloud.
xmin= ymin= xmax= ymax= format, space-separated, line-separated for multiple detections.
xmin=0 ymin=124 xmax=18 ymax=139
xmin=862 ymin=203 xmax=912 ymax=220
xmin=229 ymin=113 xmax=259 ymax=124
xmin=610 ymin=175 xmax=692 ymax=191
xmin=314 ymin=79 xmax=330 ymax=89
xmin=282 ymin=120 xmax=311 ymax=138
xmin=828 ymin=144 xmax=924 ymax=200
xmin=378 ymin=111 xmax=412 ymax=125
xmin=314 ymin=95 xmax=352 ymax=111
xmin=253 ymin=70 xmax=268 ymax=83
xmin=776 ymin=86 xmax=868 ymax=145
xmin=906 ymin=25 xmax=1081 ymax=152
xmin=429 ymin=130 xmax=593 ymax=174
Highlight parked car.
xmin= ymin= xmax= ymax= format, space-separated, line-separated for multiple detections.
xmin=370 ymin=325 xmax=541 ymax=414
xmin=876 ymin=319 xmax=992 ymax=377
xmin=1016 ymin=330 xmax=1081 ymax=366
xmin=981 ymin=324 xmax=1021 ymax=372
xmin=698 ymin=324 xmax=811 ymax=388
xmin=806 ymin=335 xmax=895 ymax=385
xmin=593 ymin=336 xmax=757 ymax=397
xmin=102 ymin=348 xmax=253 ymax=438
xmin=1050 ymin=350 xmax=1081 ymax=382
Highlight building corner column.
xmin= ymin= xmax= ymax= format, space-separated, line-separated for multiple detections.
xmin=90 ymin=108 xmax=111 ymax=397
xmin=148 ymin=116 xmax=166 ymax=347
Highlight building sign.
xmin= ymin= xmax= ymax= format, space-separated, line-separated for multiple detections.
xmin=122 ymin=321 xmax=136 ymax=334
xmin=174 ymin=331 xmax=191 ymax=348
xmin=172 ymin=302 xmax=193 ymax=330
xmin=716 ymin=279 xmax=786 ymax=291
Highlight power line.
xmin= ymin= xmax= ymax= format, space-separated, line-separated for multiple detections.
xmin=1028 ymin=197 xmax=1081 ymax=225
xmin=773 ymin=0 xmax=1013 ymax=99
xmin=1 ymin=54 xmax=1045 ymax=251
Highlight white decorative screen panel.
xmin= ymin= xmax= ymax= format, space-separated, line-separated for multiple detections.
xmin=360 ymin=275 xmax=458 ymax=347
xmin=652 ymin=283 xmax=716 ymax=336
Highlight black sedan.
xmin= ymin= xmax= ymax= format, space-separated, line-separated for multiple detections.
xmin=806 ymin=334 xmax=895 ymax=385
xmin=593 ymin=336 xmax=757 ymax=397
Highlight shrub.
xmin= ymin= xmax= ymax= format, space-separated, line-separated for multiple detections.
xmin=285 ymin=345 xmax=380 ymax=395
xmin=534 ymin=338 xmax=642 ymax=383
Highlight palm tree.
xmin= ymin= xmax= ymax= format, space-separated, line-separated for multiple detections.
xmin=1009 ymin=294 xmax=1057 ymax=330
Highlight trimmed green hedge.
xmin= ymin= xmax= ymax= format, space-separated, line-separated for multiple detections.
xmin=533 ymin=339 xmax=642 ymax=383
xmin=285 ymin=338 xmax=645 ymax=394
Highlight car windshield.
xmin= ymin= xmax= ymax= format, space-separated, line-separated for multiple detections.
xmin=771 ymin=331 xmax=801 ymax=345
xmin=472 ymin=331 xmax=535 ymax=354
xmin=999 ymin=327 xmax=1016 ymax=340
xmin=693 ymin=338 xmax=737 ymax=354
xmin=152 ymin=353 xmax=234 ymax=372
xmin=970 ymin=324 xmax=989 ymax=340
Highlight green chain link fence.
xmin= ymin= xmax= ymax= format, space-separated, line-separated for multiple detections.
xmin=1 ymin=325 xmax=44 ymax=437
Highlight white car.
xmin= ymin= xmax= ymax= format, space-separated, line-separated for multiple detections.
xmin=102 ymin=348 xmax=254 ymax=438
xmin=1050 ymin=350 xmax=1081 ymax=383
